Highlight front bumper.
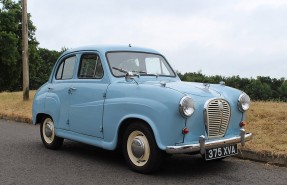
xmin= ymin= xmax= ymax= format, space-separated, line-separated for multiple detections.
xmin=166 ymin=129 xmax=252 ymax=154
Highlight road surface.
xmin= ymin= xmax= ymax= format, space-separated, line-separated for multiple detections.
xmin=0 ymin=119 xmax=286 ymax=185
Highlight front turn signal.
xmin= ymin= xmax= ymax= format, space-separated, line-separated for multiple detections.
xmin=182 ymin=127 xmax=189 ymax=135
xmin=239 ymin=121 xmax=246 ymax=127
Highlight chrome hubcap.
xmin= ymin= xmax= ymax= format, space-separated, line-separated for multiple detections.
xmin=131 ymin=138 xmax=145 ymax=158
xmin=42 ymin=118 xmax=55 ymax=144
xmin=127 ymin=130 xmax=150 ymax=167
xmin=45 ymin=122 xmax=53 ymax=138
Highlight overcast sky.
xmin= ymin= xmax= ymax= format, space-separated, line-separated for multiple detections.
xmin=27 ymin=0 xmax=287 ymax=79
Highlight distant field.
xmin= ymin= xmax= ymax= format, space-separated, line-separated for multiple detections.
xmin=0 ymin=91 xmax=286 ymax=155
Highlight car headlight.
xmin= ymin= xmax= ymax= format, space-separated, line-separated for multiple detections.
xmin=179 ymin=96 xmax=195 ymax=117
xmin=238 ymin=93 xmax=251 ymax=112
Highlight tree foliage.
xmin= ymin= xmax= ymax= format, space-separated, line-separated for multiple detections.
xmin=0 ymin=0 xmax=61 ymax=91
xmin=0 ymin=0 xmax=22 ymax=91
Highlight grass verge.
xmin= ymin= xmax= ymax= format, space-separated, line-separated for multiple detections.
xmin=0 ymin=91 xmax=286 ymax=156
xmin=243 ymin=101 xmax=287 ymax=156
xmin=0 ymin=91 xmax=35 ymax=123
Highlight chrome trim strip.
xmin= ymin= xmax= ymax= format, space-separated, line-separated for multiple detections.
xmin=166 ymin=129 xmax=252 ymax=154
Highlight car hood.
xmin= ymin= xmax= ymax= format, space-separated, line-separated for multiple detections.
xmin=138 ymin=80 xmax=221 ymax=97
xmin=162 ymin=81 xmax=222 ymax=97
xmin=117 ymin=78 xmax=227 ymax=98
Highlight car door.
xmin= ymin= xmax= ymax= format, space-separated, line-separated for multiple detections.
xmin=68 ymin=53 xmax=108 ymax=138
xmin=46 ymin=55 xmax=77 ymax=130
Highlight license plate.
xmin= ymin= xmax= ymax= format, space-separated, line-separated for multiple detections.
xmin=205 ymin=144 xmax=238 ymax=160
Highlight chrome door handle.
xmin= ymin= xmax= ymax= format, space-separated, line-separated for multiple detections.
xmin=68 ymin=87 xmax=77 ymax=94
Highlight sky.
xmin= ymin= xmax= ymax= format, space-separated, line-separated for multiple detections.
xmin=27 ymin=0 xmax=287 ymax=79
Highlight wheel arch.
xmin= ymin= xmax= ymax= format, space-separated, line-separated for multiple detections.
xmin=35 ymin=113 xmax=52 ymax=125
xmin=116 ymin=117 xmax=164 ymax=151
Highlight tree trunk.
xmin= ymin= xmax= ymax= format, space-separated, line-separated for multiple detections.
xmin=22 ymin=0 xmax=29 ymax=100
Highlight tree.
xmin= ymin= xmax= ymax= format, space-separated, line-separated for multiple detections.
xmin=29 ymin=48 xmax=61 ymax=89
xmin=279 ymin=80 xmax=287 ymax=101
xmin=178 ymin=71 xmax=286 ymax=102
xmin=0 ymin=0 xmax=38 ymax=92
xmin=0 ymin=31 xmax=20 ymax=91
xmin=0 ymin=0 xmax=22 ymax=91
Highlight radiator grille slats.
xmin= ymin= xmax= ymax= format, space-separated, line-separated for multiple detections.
xmin=205 ymin=99 xmax=231 ymax=138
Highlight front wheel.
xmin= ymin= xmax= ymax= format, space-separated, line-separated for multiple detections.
xmin=40 ymin=117 xmax=64 ymax=150
xmin=122 ymin=123 xmax=164 ymax=174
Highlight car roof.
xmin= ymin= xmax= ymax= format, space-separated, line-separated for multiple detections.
xmin=61 ymin=45 xmax=160 ymax=56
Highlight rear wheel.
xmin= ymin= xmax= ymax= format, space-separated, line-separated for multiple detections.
xmin=40 ymin=117 xmax=63 ymax=149
xmin=122 ymin=123 xmax=164 ymax=174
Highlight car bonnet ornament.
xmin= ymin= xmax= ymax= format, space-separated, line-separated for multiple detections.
xmin=203 ymin=83 xmax=210 ymax=89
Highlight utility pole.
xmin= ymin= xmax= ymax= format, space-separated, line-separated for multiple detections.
xmin=22 ymin=0 xmax=29 ymax=100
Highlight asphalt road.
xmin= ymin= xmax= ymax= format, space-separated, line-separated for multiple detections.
xmin=0 ymin=119 xmax=287 ymax=185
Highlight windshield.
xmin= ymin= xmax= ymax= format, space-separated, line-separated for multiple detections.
xmin=107 ymin=52 xmax=176 ymax=77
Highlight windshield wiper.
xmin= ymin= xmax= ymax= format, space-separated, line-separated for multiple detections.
xmin=132 ymin=70 xmax=160 ymax=78
xmin=140 ymin=73 xmax=159 ymax=78
xmin=112 ymin=67 xmax=159 ymax=78
xmin=113 ymin=67 xmax=146 ymax=77
xmin=112 ymin=67 xmax=129 ymax=74
xmin=132 ymin=70 xmax=147 ymax=74
xmin=112 ymin=67 xmax=139 ymax=85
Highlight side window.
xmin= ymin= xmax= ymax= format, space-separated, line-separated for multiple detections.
xmin=78 ymin=54 xmax=104 ymax=79
xmin=56 ymin=56 xmax=76 ymax=80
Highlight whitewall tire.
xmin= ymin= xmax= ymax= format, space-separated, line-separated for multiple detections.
xmin=40 ymin=117 xmax=63 ymax=149
xmin=123 ymin=123 xmax=164 ymax=174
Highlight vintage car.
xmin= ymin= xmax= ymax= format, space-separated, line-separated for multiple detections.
xmin=32 ymin=45 xmax=252 ymax=173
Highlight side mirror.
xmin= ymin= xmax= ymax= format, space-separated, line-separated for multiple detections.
xmin=125 ymin=71 xmax=134 ymax=82
xmin=125 ymin=72 xmax=138 ymax=85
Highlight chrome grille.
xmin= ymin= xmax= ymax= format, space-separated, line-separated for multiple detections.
xmin=204 ymin=98 xmax=231 ymax=138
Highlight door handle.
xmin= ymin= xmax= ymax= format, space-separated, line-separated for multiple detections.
xmin=68 ymin=87 xmax=77 ymax=94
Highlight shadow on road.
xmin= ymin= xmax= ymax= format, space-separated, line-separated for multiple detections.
xmin=49 ymin=140 xmax=235 ymax=177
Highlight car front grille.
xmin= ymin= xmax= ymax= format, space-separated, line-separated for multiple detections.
xmin=204 ymin=98 xmax=231 ymax=138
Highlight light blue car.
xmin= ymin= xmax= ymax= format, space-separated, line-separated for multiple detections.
xmin=32 ymin=45 xmax=252 ymax=173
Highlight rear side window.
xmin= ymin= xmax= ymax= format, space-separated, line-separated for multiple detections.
xmin=56 ymin=56 xmax=76 ymax=80
xmin=78 ymin=54 xmax=104 ymax=79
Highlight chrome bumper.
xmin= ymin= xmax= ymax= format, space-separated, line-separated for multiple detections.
xmin=166 ymin=129 xmax=252 ymax=154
